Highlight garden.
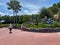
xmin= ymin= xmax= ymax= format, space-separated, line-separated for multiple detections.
xmin=0 ymin=0 xmax=60 ymax=32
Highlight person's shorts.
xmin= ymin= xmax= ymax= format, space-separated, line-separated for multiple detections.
xmin=9 ymin=28 xmax=12 ymax=31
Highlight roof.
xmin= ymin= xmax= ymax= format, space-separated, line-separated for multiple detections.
xmin=0 ymin=20 xmax=5 ymax=23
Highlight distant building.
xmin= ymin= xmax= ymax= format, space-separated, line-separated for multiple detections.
xmin=0 ymin=20 xmax=5 ymax=23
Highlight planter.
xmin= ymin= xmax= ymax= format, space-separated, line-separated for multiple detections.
xmin=25 ymin=28 xmax=60 ymax=33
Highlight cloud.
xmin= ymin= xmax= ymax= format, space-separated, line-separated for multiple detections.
xmin=0 ymin=11 xmax=5 ymax=15
xmin=23 ymin=9 xmax=39 ymax=15
xmin=20 ymin=0 xmax=52 ymax=15
xmin=0 ymin=2 xmax=13 ymax=16
xmin=21 ymin=0 xmax=53 ymax=10
xmin=22 ymin=3 xmax=40 ymax=10
xmin=24 ymin=4 xmax=40 ymax=10
xmin=0 ymin=2 xmax=7 ymax=7
xmin=21 ymin=2 xmax=40 ymax=15
xmin=0 ymin=11 xmax=10 ymax=16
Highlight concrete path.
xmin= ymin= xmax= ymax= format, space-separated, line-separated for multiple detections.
xmin=0 ymin=28 xmax=60 ymax=45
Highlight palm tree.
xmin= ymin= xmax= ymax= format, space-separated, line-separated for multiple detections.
xmin=7 ymin=0 xmax=21 ymax=27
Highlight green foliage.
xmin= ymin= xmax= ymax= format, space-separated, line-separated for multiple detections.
xmin=2 ymin=15 xmax=10 ymax=23
xmin=38 ymin=23 xmax=51 ymax=28
xmin=0 ymin=24 xmax=21 ymax=28
xmin=12 ymin=24 xmax=21 ymax=28
xmin=0 ymin=22 xmax=60 ymax=28
xmin=51 ymin=3 xmax=58 ymax=14
xmin=57 ymin=2 xmax=60 ymax=8
xmin=0 ymin=24 xmax=8 ymax=27
xmin=38 ymin=2 xmax=60 ymax=21
xmin=23 ymin=22 xmax=60 ymax=28
xmin=24 ymin=24 xmax=30 ymax=28
xmin=51 ymin=21 xmax=60 ymax=28
xmin=7 ymin=0 xmax=21 ymax=12
xmin=39 ymin=7 xmax=51 ymax=19
xmin=23 ymin=15 xmax=30 ymax=23
xmin=0 ymin=15 xmax=2 ymax=21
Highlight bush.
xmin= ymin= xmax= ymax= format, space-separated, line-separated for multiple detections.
xmin=12 ymin=24 xmax=21 ymax=29
xmin=51 ymin=21 xmax=60 ymax=28
xmin=38 ymin=23 xmax=52 ymax=28
xmin=24 ymin=22 xmax=60 ymax=28
xmin=0 ymin=21 xmax=60 ymax=28
xmin=24 ymin=24 xmax=30 ymax=28
xmin=0 ymin=24 xmax=21 ymax=28
xmin=0 ymin=24 xmax=8 ymax=27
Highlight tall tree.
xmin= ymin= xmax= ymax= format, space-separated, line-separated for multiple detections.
xmin=0 ymin=15 xmax=2 ymax=21
xmin=51 ymin=4 xmax=58 ymax=14
xmin=39 ymin=7 xmax=51 ymax=19
xmin=7 ymin=0 xmax=21 ymax=25
xmin=23 ymin=14 xmax=30 ymax=23
xmin=57 ymin=2 xmax=60 ymax=8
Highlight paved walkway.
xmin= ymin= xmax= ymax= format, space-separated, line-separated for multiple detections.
xmin=0 ymin=28 xmax=60 ymax=45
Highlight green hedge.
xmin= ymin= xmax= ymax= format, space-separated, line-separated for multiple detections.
xmin=51 ymin=21 xmax=60 ymax=28
xmin=0 ymin=21 xmax=60 ymax=28
xmin=24 ymin=21 xmax=60 ymax=28
xmin=0 ymin=24 xmax=8 ymax=27
xmin=0 ymin=24 xmax=21 ymax=28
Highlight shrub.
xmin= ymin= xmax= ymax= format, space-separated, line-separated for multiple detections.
xmin=51 ymin=21 xmax=60 ymax=28
xmin=38 ymin=23 xmax=52 ymax=28
xmin=0 ymin=24 xmax=8 ymax=27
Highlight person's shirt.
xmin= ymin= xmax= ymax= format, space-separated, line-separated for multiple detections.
xmin=9 ymin=24 xmax=13 ymax=28
xmin=21 ymin=24 xmax=26 ymax=29
xmin=21 ymin=24 xmax=24 ymax=29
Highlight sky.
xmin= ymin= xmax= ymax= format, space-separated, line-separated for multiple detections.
xmin=0 ymin=0 xmax=60 ymax=16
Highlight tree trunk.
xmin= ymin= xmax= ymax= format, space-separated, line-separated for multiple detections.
xmin=13 ymin=11 xmax=15 ymax=24
xmin=16 ymin=12 xmax=18 ymax=28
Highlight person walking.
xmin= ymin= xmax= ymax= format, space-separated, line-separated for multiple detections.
xmin=8 ymin=23 xmax=13 ymax=33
